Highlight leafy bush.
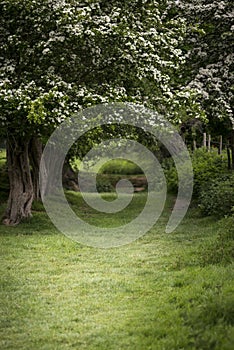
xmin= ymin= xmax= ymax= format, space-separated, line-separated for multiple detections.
xmin=96 ymin=175 xmax=114 ymax=193
xmin=192 ymin=148 xmax=228 ymax=197
xmin=199 ymin=174 xmax=234 ymax=217
xmin=163 ymin=148 xmax=229 ymax=197
xmin=162 ymin=157 xmax=178 ymax=194
xmin=100 ymin=159 xmax=144 ymax=175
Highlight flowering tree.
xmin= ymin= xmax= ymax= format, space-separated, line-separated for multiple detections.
xmin=176 ymin=0 xmax=234 ymax=135
xmin=0 ymin=0 xmax=189 ymax=225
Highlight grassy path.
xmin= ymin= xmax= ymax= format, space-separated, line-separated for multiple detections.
xmin=0 ymin=193 xmax=233 ymax=349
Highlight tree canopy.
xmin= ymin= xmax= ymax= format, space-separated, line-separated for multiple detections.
xmin=0 ymin=0 xmax=190 ymax=136
xmin=0 ymin=0 xmax=233 ymax=224
xmin=0 ymin=0 xmax=190 ymax=224
xmin=177 ymin=0 xmax=234 ymax=134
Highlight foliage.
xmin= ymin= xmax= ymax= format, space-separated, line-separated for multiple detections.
xmin=1 ymin=0 xmax=232 ymax=135
xmin=75 ymin=171 xmax=147 ymax=193
xmin=1 ymin=0 xmax=233 ymax=224
xmin=199 ymin=173 xmax=234 ymax=217
xmin=0 ymin=0 xmax=232 ymax=146
xmin=0 ymin=0 xmax=195 ymax=224
xmin=192 ymin=148 xmax=228 ymax=196
xmin=163 ymin=148 xmax=229 ymax=196
xmin=95 ymin=174 xmax=114 ymax=193
xmin=176 ymin=0 xmax=234 ymax=133
xmin=162 ymin=157 xmax=178 ymax=194
xmin=0 ymin=0 xmax=191 ymax=138
xmin=99 ymin=158 xmax=144 ymax=175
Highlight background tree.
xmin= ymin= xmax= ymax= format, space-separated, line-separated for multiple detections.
xmin=176 ymin=0 xmax=234 ymax=136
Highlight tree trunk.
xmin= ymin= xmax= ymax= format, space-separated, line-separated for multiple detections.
xmin=29 ymin=137 xmax=43 ymax=200
xmin=62 ymin=159 xmax=79 ymax=191
xmin=39 ymin=145 xmax=61 ymax=199
xmin=3 ymin=136 xmax=34 ymax=226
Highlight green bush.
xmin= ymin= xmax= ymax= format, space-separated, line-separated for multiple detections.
xmin=192 ymin=148 xmax=228 ymax=197
xmin=163 ymin=148 xmax=229 ymax=197
xmin=100 ymin=159 xmax=144 ymax=175
xmin=162 ymin=157 xmax=178 ymax=194
xmin=96 ymin=174 xmax=114 ymax=193
xmin=198 ymin=174 xmax=234 ymax=217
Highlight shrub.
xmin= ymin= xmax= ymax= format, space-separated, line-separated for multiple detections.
xmin=96 ymin=175 xmax=114 ymax=193
xmin=163 ymin=148 xmax=229 ymax=197
xmin=162 ymin=157 xmax=178 ymax=194
xmin=198 ymin=174 xmax=234 ymax=217
xmin=100 ymin=159 xmax=144 ymax=175
xmin=192 ymin=148 xmax=228 ymax=197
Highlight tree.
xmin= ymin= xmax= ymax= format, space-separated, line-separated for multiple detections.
xmin=176 ymin=0 xmax=234 ymax=136
xmin=0 ymin=0 xmax=189 ymax=225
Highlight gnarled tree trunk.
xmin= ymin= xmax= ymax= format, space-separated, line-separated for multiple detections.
xmin=3 ymin=136 xmax=34 ymax=226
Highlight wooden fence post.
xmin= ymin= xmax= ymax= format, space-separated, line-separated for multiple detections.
xmin=193 ymin=140 xmax=197 ymax=152
xmin=227 ymin=141 xmax=231 ymax=170
xmin=231 ymin=130 xmax=234 ymax=170
xmin=208 ymin=134 xmax=211 ymax=152
xmin=203 ymin=133 xmax=206 ymax=149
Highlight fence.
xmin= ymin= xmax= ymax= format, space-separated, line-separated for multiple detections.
xmin=191 ymin=132 xmax=234 ymax=170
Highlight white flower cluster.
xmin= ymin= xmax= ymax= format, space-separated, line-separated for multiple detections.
xmin=177 ymin=0 xmax=234 ymax=124
xmin=0 ymin=0 xmax=214 ymax=139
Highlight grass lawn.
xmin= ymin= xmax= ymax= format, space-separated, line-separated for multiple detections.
xmin=0 ymin=192 xmax=233 ymax=350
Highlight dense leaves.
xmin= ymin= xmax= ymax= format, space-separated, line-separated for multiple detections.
xmin=0 ymin=0 xmax=191 ymax=224
xmin=176 ymin=0 xmax=234 ymax=134
xmin=0 ymin=0 xmax=233 ymax=224
xmin=0 ymin=0 xmax=189 ymax=138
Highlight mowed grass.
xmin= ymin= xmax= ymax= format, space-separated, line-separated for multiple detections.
xmin=0 ymin=191 xmax=233 ymax=350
